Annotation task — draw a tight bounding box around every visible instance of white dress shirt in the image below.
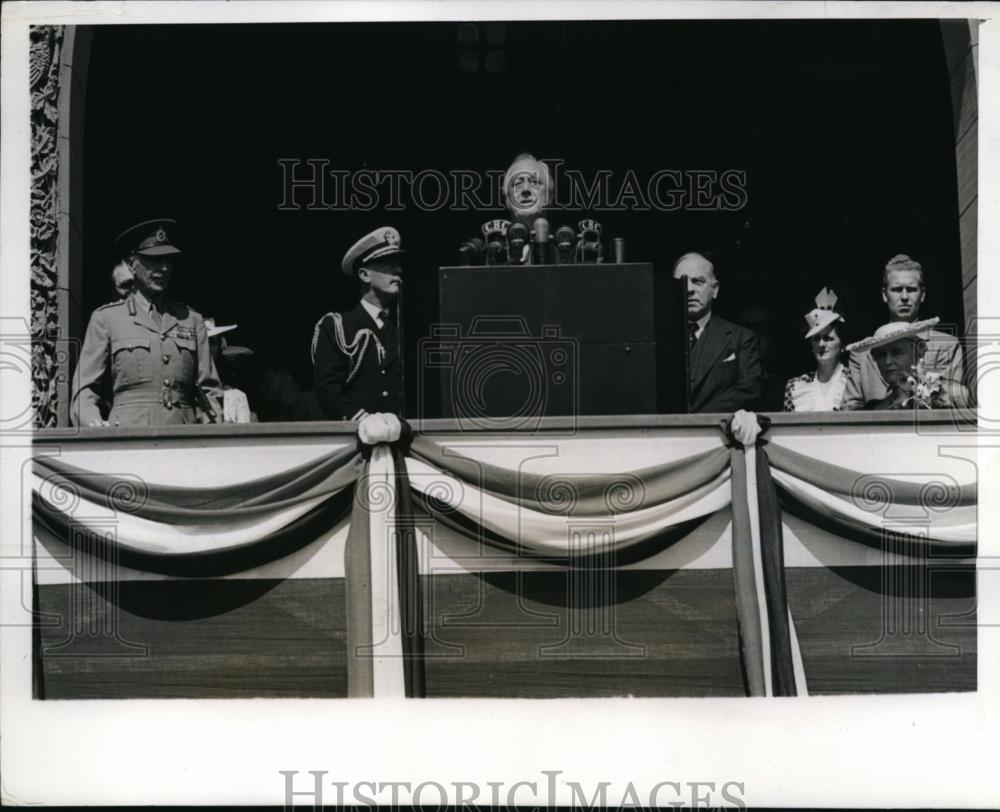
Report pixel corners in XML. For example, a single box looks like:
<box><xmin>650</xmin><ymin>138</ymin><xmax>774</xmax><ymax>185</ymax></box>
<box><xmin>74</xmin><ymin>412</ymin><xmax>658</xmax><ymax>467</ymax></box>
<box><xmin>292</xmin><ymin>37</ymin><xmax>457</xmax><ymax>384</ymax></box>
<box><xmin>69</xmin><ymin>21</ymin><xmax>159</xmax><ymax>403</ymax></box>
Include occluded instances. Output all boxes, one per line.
<box><xmin>360</xmin><ymin>298</ymin><xmax>388</xmax><ymax>329</ymax></box>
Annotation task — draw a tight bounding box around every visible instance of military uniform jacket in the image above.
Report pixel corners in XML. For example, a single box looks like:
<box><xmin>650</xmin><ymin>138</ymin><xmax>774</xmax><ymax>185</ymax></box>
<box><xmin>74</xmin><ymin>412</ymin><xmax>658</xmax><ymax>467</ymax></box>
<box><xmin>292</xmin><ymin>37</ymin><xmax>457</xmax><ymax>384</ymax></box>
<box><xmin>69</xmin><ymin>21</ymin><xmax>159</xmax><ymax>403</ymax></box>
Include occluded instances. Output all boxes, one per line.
<box><xmin>70</xmin><ymin>292</ymin><xmax>223</xmax><ymax>427</ymax></box>
<box><xmin>312</xmin><ymin>302</ymin><xmax>402</xmax><ymax>420</ymax></box>
<box><xmin>688</xmin><ymin>315</ymin><xmax>763</xmax><ymax>414</ymax></box>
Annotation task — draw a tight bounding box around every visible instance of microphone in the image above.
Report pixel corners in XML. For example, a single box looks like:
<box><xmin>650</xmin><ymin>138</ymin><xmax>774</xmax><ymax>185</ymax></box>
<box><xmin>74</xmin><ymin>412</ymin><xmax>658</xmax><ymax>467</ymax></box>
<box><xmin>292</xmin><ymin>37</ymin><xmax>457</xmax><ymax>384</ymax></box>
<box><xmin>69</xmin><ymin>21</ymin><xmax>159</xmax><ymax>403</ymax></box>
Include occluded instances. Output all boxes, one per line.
<box><xmin>575</xmin><ymin>218</ymin><xmax>604</xmax><ymax>263</ymax></box>
<box><xmin>531</xmin><ymin>217</ymin><xmax>550</xmax><ymax>266</ymax></box>
<box><xmin>508</xmin><ymin>222</ymin><xmax>529</xmax><ymax>265</ymax></box>
<box><xmin>481</xmin><ymin>219</ymin><xmax>511</xmax><ymax>266</ymax></box>
<box><xmin>555</xmin><ymin>226</ymin><xmax>576</xmax><ymax>264</ymax></box>
<box><xmin>458</xmin><ymin>237</ymin><xmax>485</xmax><ymax>265</ymax></box>
<box><xmin>486</xmin><ymin>235</ymin><xmax>505</xmax><ymax>265</ymax></box>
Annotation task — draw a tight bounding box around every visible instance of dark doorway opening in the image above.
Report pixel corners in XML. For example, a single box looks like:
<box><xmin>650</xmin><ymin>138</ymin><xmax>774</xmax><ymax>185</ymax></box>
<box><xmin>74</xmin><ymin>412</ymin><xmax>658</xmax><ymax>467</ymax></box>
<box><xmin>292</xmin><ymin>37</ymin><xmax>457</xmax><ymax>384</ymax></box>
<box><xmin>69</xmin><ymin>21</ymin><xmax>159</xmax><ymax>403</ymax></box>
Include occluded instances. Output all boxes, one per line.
<box><xmin>81</xmin><ymin>20</ymin><xmax>963</xmax><ymax>417</ymax></box>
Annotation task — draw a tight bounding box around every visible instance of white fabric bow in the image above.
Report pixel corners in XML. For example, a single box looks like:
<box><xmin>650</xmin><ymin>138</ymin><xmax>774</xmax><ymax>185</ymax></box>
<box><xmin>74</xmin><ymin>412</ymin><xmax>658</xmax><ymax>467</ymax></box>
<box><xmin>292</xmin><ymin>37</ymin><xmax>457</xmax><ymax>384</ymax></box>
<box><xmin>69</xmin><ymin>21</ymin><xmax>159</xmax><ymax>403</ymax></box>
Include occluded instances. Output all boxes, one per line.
<box><xmin>357</xmin><ymin>412</ymin><xmax>402</xmax><ymax>446</ymax></box>
<box><xmin>730</xmin><ymin>409</ymin><xmax>761</xmax><ymax>446</ymax></box>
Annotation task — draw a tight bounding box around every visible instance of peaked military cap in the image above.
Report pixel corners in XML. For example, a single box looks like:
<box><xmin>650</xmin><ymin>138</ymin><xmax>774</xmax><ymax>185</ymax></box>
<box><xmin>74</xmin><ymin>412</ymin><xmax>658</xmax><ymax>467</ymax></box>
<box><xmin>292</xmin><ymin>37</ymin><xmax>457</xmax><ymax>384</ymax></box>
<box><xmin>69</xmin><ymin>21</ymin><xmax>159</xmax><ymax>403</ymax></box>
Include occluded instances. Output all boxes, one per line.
<box><xmin>342</xmin><ymin>226</ymin><xmax>405</xmax><ymax>276</ymax></box>
<box><xmin>115</xmin><ymin>218</ymin><xmax>181</xmax><ymax>257</ymax></box>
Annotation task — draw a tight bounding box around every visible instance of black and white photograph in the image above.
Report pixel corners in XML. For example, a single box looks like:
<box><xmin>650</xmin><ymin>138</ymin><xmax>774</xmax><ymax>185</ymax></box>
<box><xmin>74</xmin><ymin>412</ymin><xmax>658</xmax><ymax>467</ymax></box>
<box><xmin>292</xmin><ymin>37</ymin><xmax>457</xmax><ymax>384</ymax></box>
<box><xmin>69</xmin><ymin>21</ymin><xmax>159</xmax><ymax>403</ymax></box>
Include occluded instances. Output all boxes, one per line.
<box><xmin>1</xmin><ymin>1</ymin><xmax>997</xmax><ymax>807</ymax></box>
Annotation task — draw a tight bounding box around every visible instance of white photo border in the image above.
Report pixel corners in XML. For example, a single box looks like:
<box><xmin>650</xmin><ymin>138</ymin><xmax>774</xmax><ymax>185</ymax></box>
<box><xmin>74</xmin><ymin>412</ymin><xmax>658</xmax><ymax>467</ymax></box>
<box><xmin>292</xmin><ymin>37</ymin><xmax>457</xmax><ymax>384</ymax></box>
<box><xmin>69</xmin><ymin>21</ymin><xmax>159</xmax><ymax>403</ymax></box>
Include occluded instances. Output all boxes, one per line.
<box><xmin>1</xmin><ymin>1</ymin><xmax>998</xmax><ymax>807</ymax></box>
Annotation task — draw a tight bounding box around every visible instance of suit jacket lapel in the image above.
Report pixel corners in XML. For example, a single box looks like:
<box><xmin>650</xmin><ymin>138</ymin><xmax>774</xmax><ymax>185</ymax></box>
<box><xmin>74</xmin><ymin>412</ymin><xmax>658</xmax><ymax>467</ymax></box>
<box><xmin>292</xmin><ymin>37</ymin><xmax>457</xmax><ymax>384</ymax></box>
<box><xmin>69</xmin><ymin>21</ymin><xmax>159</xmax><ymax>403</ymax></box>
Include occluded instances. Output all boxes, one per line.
<box><xmin>691</xmin><ymin>316</ymin><xmax>729</xmax><ymax>394</ymax></box>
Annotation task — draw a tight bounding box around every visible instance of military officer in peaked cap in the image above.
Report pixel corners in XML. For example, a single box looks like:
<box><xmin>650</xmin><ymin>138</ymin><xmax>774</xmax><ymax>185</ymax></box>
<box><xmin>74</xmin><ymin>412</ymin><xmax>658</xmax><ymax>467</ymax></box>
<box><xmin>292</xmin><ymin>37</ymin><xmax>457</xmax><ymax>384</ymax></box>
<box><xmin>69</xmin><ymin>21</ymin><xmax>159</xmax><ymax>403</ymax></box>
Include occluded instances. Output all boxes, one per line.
<box><xmin>70</xmin><ymin>218</ymin><xmax>223</xmax><ymax>427</ymax></box>
<box><xmin>312</xmin><ymin>226</ymin><xmax>405</xmax><ymax>421</ymax></box>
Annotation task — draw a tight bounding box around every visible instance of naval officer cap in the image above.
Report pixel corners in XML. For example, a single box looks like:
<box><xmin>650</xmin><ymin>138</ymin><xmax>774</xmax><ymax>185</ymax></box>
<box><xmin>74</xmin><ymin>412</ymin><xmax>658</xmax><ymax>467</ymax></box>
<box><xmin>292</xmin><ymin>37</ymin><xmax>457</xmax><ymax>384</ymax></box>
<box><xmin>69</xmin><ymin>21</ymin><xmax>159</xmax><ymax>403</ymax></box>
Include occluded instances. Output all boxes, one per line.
<box><xmin>342</xmin><ymin>226</ymin><xmax>406</xmax><ymax>276</ymax></box>
<box><xmin>115</xmin><ymin>218</ymin><xmax>182</xmax><ymax>258</ymax></box>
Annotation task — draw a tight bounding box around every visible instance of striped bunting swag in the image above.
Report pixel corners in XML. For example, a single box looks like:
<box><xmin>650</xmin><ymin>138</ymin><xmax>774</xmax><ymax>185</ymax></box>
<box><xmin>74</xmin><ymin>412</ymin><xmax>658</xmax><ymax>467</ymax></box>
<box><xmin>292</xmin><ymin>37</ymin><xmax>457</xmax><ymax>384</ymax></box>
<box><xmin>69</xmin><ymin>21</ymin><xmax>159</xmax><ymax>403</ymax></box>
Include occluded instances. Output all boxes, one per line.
<box><xmin>32</xmin><ymin>412</ymin><xmax>974</xmax><ymax>698</ymax></box>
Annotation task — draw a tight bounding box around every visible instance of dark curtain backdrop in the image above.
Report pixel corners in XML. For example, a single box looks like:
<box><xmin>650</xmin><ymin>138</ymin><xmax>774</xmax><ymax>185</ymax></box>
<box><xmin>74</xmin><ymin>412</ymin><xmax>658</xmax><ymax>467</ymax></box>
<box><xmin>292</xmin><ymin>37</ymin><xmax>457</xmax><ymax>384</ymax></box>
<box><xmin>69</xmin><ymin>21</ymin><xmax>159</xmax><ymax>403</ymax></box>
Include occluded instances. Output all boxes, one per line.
<box><xmin>82</xmin><ymin>20</ymin><xmax>963</xmax><ymax>416</ymax></box>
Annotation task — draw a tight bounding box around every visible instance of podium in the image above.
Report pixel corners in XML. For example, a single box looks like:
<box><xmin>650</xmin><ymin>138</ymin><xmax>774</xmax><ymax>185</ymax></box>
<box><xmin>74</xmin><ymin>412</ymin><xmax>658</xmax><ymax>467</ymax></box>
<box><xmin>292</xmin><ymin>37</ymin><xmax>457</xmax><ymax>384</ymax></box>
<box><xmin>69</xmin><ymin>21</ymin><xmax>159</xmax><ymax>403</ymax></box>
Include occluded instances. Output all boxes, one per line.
<box><xmin>429</xmin><ymin>263</ymin><xmax>683</xmax><ymax>422</ymax></box>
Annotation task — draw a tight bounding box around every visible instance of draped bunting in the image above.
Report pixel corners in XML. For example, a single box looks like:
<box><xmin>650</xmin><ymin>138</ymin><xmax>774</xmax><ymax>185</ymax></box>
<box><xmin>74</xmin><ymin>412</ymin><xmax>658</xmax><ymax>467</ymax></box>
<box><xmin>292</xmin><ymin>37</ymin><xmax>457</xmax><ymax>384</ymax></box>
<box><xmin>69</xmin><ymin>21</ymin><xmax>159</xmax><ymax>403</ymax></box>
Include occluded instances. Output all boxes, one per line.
<box><xmin>33</xmin><ymin>444</ymin><xmax>363</xmax><ymax>518</ymax></box>
<box><xmin>755</xmin><ymin>448</ymin><xmax>799</xmax><ymax>697</ymax></box>
<box><xmin>33</xmin><ymin>486</ymin><xmax>356</xmax><ymax>579</ymax></box>
<box><xmin>32</xmin><ymin>412</ymin><xmax>976</xmax><ymax>699</ymax></box>
<box><xmin>409</xmin><ymin>437</ymin><xmax>732</xmax><ymax>516</ymax></box>
<box><xmin>318</xmin><ymin>441</ymin><xmax>427</xmax><ymax>697</ymax></box>
<box><xmin>767</xmin><ymin>441</ymin><xmax>976</xmax><ymax>559</ymax></box>
<box><xmin>405</xmin><ymin>456</ymin><xmax>731</xmax><ymax>555</ymax></box>
<box><xmin>32</xmin><ymin>444</ymin><xmax>362</xmax><ymax>576</ymax></box>
<box><xmin>359</xmin><ymin>445</ymin><xmax>406</xmax><ymax>697</ymax></box>
<box><xmin>729</xmin><ymin>445</ymin><xmax>768</xmax><ymax>695</ymax></box>
<box><xmin>765</xmin><ymin>442</ymin><xmax>977</xmax><ymax>506</ymax></box>
<box><xmin>410</xmin><ymin>489</ymin><xmax>710</xmax><ymax>567</ymax></box>
<box><xmin>392</xmin><ymin>444</ymin><xmax>426</xmax><ymax>697</ymax></box>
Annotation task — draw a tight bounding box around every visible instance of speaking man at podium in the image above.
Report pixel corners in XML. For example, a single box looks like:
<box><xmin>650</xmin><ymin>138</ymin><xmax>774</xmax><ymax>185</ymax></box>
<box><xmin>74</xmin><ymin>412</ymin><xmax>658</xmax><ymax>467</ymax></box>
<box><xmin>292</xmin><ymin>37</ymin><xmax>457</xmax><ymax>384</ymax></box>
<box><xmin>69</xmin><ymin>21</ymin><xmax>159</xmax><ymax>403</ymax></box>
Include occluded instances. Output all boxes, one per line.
<box><xmin>673</xmin><ymin>252</ymin><xmax>762</xmax><ymax>414</ymax></box>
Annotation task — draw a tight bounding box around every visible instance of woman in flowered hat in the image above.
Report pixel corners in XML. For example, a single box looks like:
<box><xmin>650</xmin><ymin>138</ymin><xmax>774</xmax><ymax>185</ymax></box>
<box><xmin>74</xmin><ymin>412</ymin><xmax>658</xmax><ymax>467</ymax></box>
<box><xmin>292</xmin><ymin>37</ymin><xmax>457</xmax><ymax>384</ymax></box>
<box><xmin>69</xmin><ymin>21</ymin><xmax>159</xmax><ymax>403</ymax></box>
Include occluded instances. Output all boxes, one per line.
<box><xmin>845</xmin><ymin>318</ymin><xmax>969</xmax><ymax>410</ymax></box>
<box><xmin>783</xmin><ymin>287</ymin><xmax>850</xmax><ymax>412</ymax></box>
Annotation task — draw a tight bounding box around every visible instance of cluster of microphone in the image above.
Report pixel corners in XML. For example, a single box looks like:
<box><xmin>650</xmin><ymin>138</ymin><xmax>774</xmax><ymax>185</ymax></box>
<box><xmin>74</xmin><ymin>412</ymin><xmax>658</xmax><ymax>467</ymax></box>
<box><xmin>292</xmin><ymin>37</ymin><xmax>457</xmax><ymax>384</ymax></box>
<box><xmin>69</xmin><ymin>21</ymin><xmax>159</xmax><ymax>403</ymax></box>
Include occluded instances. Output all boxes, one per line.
<box><xmin>459</xmin><ymin>218</ymin><xmax>619</xmax><ymax>266</ymax></box>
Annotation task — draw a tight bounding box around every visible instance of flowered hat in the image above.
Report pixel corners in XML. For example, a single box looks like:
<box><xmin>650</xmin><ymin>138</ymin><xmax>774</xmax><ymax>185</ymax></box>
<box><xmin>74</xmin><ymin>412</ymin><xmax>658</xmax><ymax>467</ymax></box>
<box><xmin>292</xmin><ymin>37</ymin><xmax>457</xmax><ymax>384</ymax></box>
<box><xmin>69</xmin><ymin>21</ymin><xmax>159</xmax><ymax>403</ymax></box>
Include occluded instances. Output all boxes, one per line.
<box><xmin>845</xmin><ymin>317</ymin><xmax>939</xmax><ymax>354</ymax></box>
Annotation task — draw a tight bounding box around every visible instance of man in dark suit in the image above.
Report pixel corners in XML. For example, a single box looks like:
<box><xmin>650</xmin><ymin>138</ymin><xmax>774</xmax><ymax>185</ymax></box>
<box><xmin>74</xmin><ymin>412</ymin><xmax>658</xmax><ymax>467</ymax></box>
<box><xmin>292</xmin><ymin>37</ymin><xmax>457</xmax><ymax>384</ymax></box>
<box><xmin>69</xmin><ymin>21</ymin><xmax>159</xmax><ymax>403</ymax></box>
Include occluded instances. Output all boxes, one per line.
<box><xmin>312</xmin><ymin>226</ymin><xmax>405</xmax><ymax>421</ymax></box>
<box><xmin>673</xmin><ymin>252</ymin><xmax>762</xmax><ymax>414</ymax></box>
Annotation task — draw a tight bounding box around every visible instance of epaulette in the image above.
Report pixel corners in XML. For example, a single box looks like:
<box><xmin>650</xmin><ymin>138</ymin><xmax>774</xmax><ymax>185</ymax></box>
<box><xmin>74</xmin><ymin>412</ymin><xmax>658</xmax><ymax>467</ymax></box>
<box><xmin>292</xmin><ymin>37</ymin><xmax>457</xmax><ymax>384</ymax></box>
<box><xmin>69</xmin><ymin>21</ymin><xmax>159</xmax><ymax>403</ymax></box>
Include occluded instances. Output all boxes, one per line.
<box><xmin>95</xmin><ymin>299</ymin><xmax>127</xmax><ymax>311</ymax></box>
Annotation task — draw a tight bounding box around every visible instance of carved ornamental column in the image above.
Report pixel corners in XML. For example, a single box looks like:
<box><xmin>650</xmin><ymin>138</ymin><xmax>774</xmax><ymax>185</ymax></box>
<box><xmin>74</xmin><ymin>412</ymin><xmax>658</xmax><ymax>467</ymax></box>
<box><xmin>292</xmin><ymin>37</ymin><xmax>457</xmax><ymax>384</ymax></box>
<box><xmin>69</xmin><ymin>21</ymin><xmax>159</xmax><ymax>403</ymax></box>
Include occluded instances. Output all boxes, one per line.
<box><xmin>30</xmin><ymin>25</ymin><xmax>65</xmax><ymax>429</ymax></box>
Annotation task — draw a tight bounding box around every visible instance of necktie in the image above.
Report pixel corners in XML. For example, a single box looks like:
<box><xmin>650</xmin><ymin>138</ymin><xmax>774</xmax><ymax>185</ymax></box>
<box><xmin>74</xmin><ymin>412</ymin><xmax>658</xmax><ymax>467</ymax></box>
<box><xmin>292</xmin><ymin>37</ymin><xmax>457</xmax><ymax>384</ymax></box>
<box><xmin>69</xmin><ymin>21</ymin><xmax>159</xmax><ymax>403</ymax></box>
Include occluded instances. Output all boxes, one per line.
<box><xmin>688</xmin><ymin>320</ymin><xmax>698</xmax><ymax>349</ymax></box>
<box><xmin>379</xmin><ymin>310</ymin><xmax>390</xmax><ymax>329</ymax></box>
